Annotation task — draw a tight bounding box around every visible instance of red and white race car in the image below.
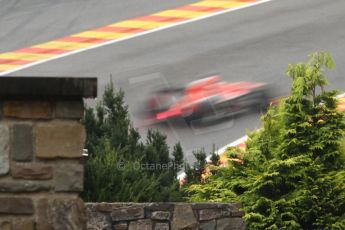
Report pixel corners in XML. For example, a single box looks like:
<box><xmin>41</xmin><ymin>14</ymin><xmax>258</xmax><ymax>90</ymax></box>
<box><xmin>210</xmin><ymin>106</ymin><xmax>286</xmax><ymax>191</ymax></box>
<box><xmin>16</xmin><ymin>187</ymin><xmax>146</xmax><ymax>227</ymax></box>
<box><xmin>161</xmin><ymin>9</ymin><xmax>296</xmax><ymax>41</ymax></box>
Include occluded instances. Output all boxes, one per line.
<box><xmin>147</xmin><ymin>75</ymin><xmax>270</xmax><ymax>123</ymax></box>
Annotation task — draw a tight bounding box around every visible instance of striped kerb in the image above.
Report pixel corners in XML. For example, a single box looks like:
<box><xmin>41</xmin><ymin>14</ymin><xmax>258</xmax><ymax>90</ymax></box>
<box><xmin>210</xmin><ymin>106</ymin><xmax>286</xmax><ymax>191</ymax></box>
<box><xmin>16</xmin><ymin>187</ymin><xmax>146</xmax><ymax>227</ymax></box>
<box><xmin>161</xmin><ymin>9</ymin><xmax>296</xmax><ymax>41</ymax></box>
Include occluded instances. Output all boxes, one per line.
<box><xmin>0</xmin><ymin>0</ymin><xmax>262</xmax><ymax>73</ymax></box>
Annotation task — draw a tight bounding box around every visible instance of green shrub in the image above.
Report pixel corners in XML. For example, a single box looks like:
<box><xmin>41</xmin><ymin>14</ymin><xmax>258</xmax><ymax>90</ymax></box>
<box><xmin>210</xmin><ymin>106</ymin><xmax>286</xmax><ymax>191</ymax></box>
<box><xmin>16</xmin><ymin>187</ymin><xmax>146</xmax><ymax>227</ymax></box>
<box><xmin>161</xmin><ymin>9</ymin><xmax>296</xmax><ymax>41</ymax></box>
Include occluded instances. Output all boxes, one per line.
<box><xmin>184</xmin><ymin>52</ymin><xmax>345</xmax><ymax>229</ymax></box>
<box><xmin>81</xmin><ymin>81</ymin><xmax>184</xmax><ymax>202</ymax></box>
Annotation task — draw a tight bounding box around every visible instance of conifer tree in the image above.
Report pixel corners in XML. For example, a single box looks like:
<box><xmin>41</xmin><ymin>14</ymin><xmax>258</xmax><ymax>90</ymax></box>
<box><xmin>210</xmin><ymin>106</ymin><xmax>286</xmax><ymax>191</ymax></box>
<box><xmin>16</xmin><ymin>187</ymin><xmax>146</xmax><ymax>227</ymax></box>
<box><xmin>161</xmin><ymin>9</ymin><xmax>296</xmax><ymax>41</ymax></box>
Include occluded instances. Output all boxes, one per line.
<box><xmin>81</xmin><ymin>80</ymin><xmax>184</xmax><ymax>202</ymax></box>
<box><xmin>185</xmin><ymin>52</ymin><xmax>345</xmax><ymax>229</ymax></box>
<box><xmin>183</xmin><ymin>149</ymin><xmax>207</xmax><ymax>184</ymax></box>
<box><xmin>210</xmin><ymin>152</ymin><xmax>220</xmax><ymax>166</ymax></box>
<box><xmin>172</xmin><ymin>142</ymin><xmax>184</xmax><ymax>174</ymax></box>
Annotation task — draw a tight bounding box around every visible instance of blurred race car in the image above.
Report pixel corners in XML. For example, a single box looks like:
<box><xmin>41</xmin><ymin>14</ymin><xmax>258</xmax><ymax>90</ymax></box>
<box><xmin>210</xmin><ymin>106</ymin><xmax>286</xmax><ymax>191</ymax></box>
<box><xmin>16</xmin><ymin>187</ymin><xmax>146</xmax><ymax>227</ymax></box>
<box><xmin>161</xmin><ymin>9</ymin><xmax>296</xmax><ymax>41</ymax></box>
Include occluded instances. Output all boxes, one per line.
<box><xmin>147</xmin><ymin>75</ymin><xmax>270</xmax><ymax>124</ymax></box>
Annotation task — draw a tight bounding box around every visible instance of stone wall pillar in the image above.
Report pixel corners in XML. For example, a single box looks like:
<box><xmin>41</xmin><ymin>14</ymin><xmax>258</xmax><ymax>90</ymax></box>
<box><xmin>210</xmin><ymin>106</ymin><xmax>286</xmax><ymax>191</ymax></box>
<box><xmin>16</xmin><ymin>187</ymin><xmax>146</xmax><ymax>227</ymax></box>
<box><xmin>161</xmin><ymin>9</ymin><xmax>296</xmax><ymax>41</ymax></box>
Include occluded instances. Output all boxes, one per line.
<box><xmin>0</xmin><ymin>77</ymin><xmax>97</xmax><ymax>230</ymax></box>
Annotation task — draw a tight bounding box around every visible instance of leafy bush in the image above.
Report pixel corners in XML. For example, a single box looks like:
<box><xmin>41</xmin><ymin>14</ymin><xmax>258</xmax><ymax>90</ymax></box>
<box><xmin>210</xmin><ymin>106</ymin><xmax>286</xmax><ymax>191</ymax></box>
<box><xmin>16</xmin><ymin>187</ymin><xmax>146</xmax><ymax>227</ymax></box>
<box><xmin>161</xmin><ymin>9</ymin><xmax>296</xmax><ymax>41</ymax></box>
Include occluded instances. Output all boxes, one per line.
<box><xmin>184</xmin><ymin>52</ymin><xmax>345</xmax><ymax>229</ymax></box>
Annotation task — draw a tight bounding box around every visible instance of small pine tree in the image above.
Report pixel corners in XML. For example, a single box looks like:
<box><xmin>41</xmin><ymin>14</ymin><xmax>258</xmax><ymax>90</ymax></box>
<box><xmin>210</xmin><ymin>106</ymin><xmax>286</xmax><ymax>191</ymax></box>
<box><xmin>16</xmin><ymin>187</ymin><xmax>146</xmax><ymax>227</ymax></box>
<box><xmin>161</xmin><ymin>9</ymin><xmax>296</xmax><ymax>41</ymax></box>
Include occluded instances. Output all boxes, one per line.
<box><xmin>172</xmin><ymin>142</ymin><xmax>184</xmax><ymax>174</ymax></box>
<box><xmin>210</xmin><ymin>152</ymin><xmax>220</xmax><ymax>166</ymax></box>
<box><xmin>81</xmin><ymin>80</ymin><xmax>184</xmax><ymax>202</ymax></box>
<box><xmin>183</xmin><ymin>149</ymin><xmax>207</xmax><ymax>184</ymax></box>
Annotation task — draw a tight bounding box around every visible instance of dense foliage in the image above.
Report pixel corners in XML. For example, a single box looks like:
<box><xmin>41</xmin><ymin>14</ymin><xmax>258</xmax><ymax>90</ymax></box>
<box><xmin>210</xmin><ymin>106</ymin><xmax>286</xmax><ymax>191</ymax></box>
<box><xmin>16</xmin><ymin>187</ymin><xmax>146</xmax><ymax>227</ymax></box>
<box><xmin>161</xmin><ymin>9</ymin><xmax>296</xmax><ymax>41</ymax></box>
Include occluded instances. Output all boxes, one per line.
<box><xmin>81</xmin><ymin>81</ymin><xmax>184</xmax><ymax>202</ymax></box>
<box><xmin>184</xmin><ymin>52</ymin><xmax>345</xmax><ymax>229</ymax></box>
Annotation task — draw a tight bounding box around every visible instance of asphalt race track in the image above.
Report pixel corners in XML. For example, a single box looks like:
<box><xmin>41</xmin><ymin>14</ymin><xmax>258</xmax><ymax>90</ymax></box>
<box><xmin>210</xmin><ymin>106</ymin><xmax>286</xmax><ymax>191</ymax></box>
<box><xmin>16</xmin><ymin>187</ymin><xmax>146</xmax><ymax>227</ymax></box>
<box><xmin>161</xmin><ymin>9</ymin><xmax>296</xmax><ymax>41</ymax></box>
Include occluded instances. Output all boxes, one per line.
<box><xmin>2</xmin><ymin>0</ymin><xmax>345</xmax><ymax>162</ymax></box>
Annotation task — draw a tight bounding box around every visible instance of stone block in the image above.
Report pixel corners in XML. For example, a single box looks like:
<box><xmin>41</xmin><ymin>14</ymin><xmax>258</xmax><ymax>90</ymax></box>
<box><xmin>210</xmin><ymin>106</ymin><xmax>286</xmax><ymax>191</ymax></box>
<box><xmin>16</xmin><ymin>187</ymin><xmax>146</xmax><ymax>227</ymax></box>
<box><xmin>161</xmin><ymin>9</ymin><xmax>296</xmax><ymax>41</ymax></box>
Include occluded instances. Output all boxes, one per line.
<box><xmin>222</xmin><ymin>204</ymin><xmax>243</xmax><ymax>217</ymax></box>
<box><xmin>200</xmin><ymin>220</ymin><xmax>216</xmax><ymax>230</ymax></box>
<box><xmin>0</xmin><ymin>197</ymin><xmax>33</xmax><ymax>214</ymax></box>
<box><xmin>111</xmin><ymin>206</ymin><xmax>145</xmax><ymax>221</ymax></box>
<box><xmin>36</xmin><ymin>198</ymin><xmax>86</xmax><ymax>230</ymax></box>
<box><xmin>0</xmin><ymin>124</ymin><xmax>10</xmax><ymax>175</ymax></box>
<box><xmin>11</xmin><ymin>123</ymin><xmax>33</xmax><ymax>161</ymax></box>
<box><xmin>11</xmin><ymin>163</ymin><xmax>52</xmax><ymax>180</ymax></box>
<box><xmin>154</xmin><ymin>222</ymin><xmax>170</xmax><ymax>230</ymax></box>
<box><xmin>113</xmin><ymin>222</ymin><xmax>128</xmax><ymax>230</ymax></box>
<box><xmin>217</xmin><ymin>218</ymin><xmax>245</xmax><ymax>230</ymax></box>
<box><xmin>191</xmin><ymin>203</ymin><xmax>220</xmax><ymax>210</ymax></box>
<box><xmin>55</xmin><ymin>100</ymin><xmax>84</xmax><ymax>119</ymax></box>
<box><xmin>86</xmin><ymin>204</ymin><xmax>112</xmax><ymax>230</ymax></box>
<box><xmin>199</xmin><ymin>209</ymin><xmax>221</xmax><ymax>221</ymax></box>
<box><xmin>96</xmin><ymin>203</ymin><xmax>129</xmax><ymax>213</ymax></box>
<box><xmin>128</xmin><ymin>219</ymin><xmax>152</xmax><ymax>230</ymax></box>
<box><xmin>0</xmin><ymin>180</ymin><xmax>50</xmax><ymax>192</ymax></box>
<box><xmin>0</xmin><ymin>221</ymin><xmax>11</xmax><ymax>230</ymax></box>
<box><xmin>171</xmin><ymin>204</ymin><xmax>198</xmax><ymax>230</ymax></box>
<box><xmin>0</xmin><ymin>77</ymin><xmax>97</xmax><ymax>99</ymax></box>
<box><xmin>54</xmin><ymin>162</ymin><xmax>83</xmax><ymax>192</ymax></box>
<box><xmin>151</xmin><ymin>211</ymin><xmax>171</xmax><ymax>220</ymax></box>
<box><xmin>221</xmin><ymin>209</ymin><xmax>231</xmax><ymax>217</ymax></box>
<box><xmin>231</xmin><ymin>210</ymin><xmax>245</xmax><ymax>217</ymax></box>
<box><xmin>34</xmin><ymin>121</ymin><xmax>86</xmax><ymax>158</ymax></box>
<box><xmin>146</xmin><ymin>203</ymin><xmax>174</xmax><ymax>211</ymax></box>
<box><xmin>13</xmin><ymin>218</ymin><xmax>34</xmax><ymax>230</ymax></box>
<box><xmin>3</xmin><ymin>101</ymin><xmax>52</xmax><ymax>119</ymax></box>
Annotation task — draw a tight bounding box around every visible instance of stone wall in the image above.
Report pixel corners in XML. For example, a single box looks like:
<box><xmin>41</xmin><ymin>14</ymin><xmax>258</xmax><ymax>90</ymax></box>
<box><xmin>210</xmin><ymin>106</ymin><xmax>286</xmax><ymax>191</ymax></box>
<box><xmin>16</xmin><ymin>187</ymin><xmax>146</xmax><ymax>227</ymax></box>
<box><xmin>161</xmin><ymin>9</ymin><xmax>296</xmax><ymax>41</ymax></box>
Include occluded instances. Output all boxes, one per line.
<box><xmin>0</xmin><ymin>77</ymin><xmax>97</xmax><ymax>230</ymax></box>
<box><xmin>86</xmin><ymin>203</ymin><xmax>246</xmax><ymax>230</ymax></box>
